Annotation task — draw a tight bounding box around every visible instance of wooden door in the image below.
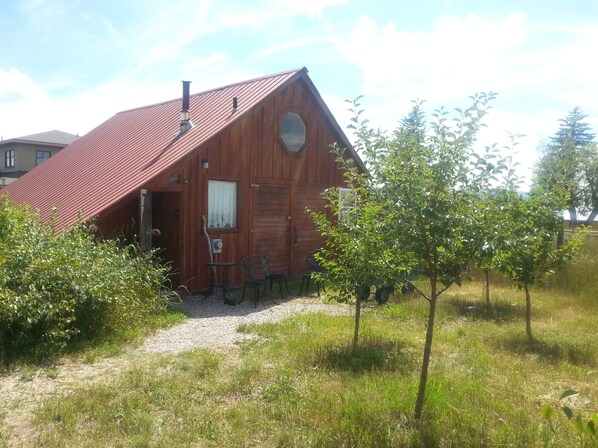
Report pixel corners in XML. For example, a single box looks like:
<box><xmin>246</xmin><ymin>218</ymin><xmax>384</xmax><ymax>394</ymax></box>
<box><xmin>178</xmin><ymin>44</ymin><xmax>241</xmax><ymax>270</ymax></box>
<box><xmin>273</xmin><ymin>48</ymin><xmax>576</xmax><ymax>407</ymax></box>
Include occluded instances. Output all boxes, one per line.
<box><xmin>152</xmin><ymin>192</ymin><xmax>182</xmax><ymax>287</ymax></box>
<box><xmin>251</xmin><ymin>183</ymin><xmax>326</xmax><ymax>278</ymax></box>
<box><xmin>251</xmin><ymin>183</ymin><xmax>292</xmax><ymax>275</ymax></box>
<box><xmin>290</xmin><ymin>185</ymin><xmax>326</xmax><ymax>276</ymax></box>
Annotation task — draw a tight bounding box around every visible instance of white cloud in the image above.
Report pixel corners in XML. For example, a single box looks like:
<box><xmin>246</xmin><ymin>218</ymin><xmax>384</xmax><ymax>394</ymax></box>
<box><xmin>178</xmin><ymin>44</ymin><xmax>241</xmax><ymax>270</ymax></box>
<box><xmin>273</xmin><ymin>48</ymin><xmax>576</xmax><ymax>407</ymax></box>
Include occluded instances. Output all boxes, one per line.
<box><xmin>0</xmin><ymin>68</ymin><xmax>46</xmax><ymax>103</ymax></box>
<box><xmin>253</xmin><ymin>36</ymin><xmax>324</xmax><ymax>58</ymax></box>
<box><xmin>336</xmin><ymin>13</ymin><xmax>530</xmax><ymax>101</ymax></box>
<box><xmin>0</xmin><ymin>73</ymin><xmax>175</xmax><ymax>139</ymax></box>
<box><xmin>272</xmin><ymin>0</ymin><xmax>347</xmax><ymax>19</ymax></box>
<box><xmin>332</xmin><ymin>12</ymin><xmax>598</xmax><ymax>188</ymax></box>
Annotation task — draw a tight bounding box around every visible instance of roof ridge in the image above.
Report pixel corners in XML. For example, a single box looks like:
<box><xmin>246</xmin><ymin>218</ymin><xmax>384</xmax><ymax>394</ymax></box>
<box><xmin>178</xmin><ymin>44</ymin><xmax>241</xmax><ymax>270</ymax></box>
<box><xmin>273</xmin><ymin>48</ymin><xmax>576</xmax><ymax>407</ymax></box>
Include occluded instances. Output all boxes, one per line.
<box><xmin>117</xmin><ymin>67</ymin><xmax>306</xmax><ymax>115</ymax></box>
<box><xmin>8</xmin><ymin>129</ymin><xmax>78</xmax><ymax>140</ymax></box>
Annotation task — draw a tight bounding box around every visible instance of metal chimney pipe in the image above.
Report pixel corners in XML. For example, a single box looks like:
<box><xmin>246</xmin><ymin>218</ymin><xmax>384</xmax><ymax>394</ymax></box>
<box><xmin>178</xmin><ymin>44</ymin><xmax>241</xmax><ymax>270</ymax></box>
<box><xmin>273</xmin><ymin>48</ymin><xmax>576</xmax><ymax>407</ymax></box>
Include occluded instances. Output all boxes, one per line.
<box><xmin>182</xmin><ymin>81</ymin><xmax>191</xmax><ymax>112</ymax></box>
<box><xmin>180</xmin><ymin>81</ymin><xmax>193</xmax><ymax>135</ymax></box>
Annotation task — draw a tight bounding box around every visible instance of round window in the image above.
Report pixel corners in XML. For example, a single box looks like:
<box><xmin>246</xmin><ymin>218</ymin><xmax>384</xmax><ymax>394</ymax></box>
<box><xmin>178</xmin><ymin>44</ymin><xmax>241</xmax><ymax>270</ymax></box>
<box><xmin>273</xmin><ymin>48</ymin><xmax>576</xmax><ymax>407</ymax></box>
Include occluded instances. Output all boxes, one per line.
<box><xmin>281</xmin><ymin>112</ymin><xmax>306</xmax><ymax>152</ymax></box>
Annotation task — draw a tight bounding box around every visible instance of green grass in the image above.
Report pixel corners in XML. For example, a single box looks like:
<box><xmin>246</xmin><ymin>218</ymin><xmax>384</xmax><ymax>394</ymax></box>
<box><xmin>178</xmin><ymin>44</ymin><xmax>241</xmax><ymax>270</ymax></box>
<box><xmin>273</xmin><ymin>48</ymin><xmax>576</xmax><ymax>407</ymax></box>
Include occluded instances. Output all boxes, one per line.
<box><xmin>70</xmin><ymin>306</ymin><xmax>187</xmax><ymax>363</ymax></box>
<box><xmin>18</xmin><ymin>279</ymin><xmax>596</xmax><ymax>447</ymax></box>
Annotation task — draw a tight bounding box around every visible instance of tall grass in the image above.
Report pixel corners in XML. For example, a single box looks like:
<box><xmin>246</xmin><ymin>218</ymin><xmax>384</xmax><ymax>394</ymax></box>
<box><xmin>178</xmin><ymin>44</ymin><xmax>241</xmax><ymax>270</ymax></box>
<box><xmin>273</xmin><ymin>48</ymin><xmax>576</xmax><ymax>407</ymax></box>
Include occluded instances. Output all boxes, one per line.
<box><xmin>547</xmin><ymin>233</ymin><xmax>598</xmax><ymax>306</ymax></box>
<box><xmin>28</xmin><ymin>281</ymin><xmax>598</xmax><ymax>447</ymax></box>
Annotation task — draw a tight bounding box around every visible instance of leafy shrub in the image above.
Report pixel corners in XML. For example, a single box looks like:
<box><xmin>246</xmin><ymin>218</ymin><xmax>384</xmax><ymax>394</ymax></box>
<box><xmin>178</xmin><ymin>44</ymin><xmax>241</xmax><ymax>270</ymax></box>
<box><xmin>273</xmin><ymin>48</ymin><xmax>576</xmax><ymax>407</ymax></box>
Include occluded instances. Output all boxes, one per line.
<box><xmin>0</xmin><ymin>195</ymin><xmax>171</xmax><ymax>362</ymax></box>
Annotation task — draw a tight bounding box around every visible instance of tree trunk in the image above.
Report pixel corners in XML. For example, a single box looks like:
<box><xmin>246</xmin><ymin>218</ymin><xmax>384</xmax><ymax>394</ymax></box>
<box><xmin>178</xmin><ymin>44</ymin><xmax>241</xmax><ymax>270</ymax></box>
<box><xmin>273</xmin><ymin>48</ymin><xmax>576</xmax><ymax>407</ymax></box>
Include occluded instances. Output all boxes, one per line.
<box><xmin>352</xmin><ymin>295</ymin><xmax>362</xmax><ymax>353</ymax></box>
<box><xmin>584</xmin><ymin>208</ymin><xmax>598</xmax><ymax>226</ymax></box>
<box><xmin>484</xmin><ymin>268</ymin><xmax>490</xmax><ymax>307</ymax></box>
<box><xmin>557</xmin><ymin>217</ymin><xmax>565</xmax><ymax>248</ymax></box>
<box><xmin>524</xmin><ymin>283</ymin><xmax>534</xmax><ymax>343</ymax></box>
<box><xmin>414</xmin><ymin>278</ymin><xmax>438</xmax><ymax>420</ymax></box>
<box><xmin>569</xmin><ymin>206</ymin><xmax>578</xmax><ymax>229</ymax></box>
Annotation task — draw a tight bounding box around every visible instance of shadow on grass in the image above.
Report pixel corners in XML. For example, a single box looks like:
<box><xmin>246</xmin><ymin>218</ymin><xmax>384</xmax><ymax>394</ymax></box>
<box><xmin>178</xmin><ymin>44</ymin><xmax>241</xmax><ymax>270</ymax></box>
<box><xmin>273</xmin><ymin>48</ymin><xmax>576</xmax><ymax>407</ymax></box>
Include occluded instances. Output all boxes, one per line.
<box><xmin>314</xmin><ymin>339</ymin><xmax>416</xmax><ymax>374</ymax></box>
<box><xmin>498</xmin><ymin>335</ymin><xmax>597</xmax><ymax>367</ymax></box>
<box><xmin>447</xmin><ymin>298</ymin><xmax>523</xmax><ymax>323</ymax></box>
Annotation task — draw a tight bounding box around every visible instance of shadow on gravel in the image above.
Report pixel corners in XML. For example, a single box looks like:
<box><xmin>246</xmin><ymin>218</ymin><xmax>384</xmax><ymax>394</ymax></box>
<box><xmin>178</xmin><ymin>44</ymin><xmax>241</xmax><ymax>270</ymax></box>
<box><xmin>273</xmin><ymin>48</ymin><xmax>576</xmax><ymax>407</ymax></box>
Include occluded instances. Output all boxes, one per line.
<box><xmin>170</xmin><ymin>289</ymin><xmax>330</xmax><ymax>320</ymax></box>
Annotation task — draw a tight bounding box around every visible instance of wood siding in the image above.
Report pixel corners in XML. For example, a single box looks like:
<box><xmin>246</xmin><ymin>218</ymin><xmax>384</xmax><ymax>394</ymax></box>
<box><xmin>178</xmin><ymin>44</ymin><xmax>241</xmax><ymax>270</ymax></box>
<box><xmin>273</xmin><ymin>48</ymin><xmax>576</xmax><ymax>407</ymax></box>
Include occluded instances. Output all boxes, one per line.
<box><xmin>98</xmin><ymin>77</ymin><xmax>353</xmax><ymax>292</ymax></box>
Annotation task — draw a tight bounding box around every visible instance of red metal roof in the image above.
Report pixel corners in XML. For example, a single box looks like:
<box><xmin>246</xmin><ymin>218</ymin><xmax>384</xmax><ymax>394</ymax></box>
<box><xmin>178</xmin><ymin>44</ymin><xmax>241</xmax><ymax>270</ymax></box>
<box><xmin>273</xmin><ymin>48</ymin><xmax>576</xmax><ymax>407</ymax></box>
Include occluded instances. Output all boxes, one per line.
<box><xmin>4</xmin><ymin>68</ymin><xmax>359</xmax><ymax>230</ymax></box>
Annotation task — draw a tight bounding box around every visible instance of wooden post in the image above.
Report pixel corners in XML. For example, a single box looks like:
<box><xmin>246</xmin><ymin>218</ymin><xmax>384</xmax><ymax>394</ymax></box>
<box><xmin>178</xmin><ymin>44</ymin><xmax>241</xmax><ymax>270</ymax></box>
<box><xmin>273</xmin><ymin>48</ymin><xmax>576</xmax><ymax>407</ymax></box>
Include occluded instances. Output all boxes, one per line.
<box><xmin>139</xmin><ymin>189</ymin><xmax>152</xmax><ymax>252</ymax></box>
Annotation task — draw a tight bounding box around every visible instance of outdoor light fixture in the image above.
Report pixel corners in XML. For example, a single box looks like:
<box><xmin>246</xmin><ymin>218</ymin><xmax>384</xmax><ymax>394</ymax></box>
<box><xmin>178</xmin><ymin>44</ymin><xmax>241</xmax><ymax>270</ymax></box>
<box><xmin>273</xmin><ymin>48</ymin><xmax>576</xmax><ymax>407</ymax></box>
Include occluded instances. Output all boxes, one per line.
<box><xmin>202</xmin><ymin>158</ymin><xmax>209</xmax><ymax>169</ymax></box>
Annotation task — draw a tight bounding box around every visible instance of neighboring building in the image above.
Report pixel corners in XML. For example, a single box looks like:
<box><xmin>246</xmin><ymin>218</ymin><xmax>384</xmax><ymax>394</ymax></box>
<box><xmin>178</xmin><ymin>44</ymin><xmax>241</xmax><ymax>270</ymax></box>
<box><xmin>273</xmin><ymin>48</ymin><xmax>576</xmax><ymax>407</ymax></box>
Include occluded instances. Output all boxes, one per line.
<box><xmin>4</xmin><ymin>68</ymin><xmax>365</xmax><ymax>291</ymax></box>
<box><xmin>0</xmin><ymin>130</ymin><xmax>78</xmax><ymax>186</ymax></box>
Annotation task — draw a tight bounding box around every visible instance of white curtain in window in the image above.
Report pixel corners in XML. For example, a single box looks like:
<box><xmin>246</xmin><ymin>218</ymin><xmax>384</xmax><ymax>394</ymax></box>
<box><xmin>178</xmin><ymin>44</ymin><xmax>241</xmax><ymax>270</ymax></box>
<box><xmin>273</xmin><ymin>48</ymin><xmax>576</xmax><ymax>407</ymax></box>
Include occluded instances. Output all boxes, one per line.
<box><xmin>208</xmin><ymin>180</ymin><xmax>237</xmax><ymax>228</ymax></box>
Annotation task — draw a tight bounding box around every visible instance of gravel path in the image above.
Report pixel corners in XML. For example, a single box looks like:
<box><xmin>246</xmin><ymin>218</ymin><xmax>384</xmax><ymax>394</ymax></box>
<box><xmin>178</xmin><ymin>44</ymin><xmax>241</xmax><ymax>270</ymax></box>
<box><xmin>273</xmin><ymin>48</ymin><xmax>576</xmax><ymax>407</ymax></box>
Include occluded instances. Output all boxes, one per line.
<box><xmin>140</xmin><ymin>294</ymin><xmax>350</xmax><ymax>353</ymax></box>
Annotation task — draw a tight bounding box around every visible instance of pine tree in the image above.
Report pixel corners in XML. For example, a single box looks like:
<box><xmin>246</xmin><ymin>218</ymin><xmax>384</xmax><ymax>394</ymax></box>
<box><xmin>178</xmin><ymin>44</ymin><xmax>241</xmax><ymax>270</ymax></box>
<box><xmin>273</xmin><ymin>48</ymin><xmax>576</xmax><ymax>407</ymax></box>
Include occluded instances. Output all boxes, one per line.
<box><xmin>534</xmin><ymin>107</ymin><xmax>598</xmax><ymax>229</ymax></box>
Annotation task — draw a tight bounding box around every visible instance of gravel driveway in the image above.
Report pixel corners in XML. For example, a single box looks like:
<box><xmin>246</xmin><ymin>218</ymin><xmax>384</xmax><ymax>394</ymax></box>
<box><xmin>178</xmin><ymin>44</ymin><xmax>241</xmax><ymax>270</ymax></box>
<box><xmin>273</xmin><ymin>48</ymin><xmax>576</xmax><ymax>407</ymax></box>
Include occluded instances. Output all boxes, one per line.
<box><xmin>140</xmin><ymin>294</ymin><xmax>350</xmax><ymax>353</ymax></box>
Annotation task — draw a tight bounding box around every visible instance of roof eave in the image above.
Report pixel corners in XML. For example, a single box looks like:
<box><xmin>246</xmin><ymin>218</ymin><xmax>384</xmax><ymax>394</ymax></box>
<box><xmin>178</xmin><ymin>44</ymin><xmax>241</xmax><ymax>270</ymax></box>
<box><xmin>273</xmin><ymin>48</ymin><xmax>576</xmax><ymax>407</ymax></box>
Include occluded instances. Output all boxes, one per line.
<box><xmin>295</xmin><ymin>70</ymin><xmax>367</xmax><ymax>174</ymax></box>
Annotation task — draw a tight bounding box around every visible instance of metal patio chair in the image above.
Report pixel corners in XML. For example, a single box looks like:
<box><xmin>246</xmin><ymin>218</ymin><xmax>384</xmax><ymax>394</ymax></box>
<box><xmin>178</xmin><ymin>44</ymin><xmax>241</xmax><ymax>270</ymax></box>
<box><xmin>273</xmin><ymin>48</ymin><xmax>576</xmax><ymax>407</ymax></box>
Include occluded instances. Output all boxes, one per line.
<box><xmin>258</xmin><ymin>250</ymin><xmax>289</xmax><ymax>300</ymax></box>
<box><xmin>299</xmin><ymin>250</ymin><xmax>326</xmax><ymax>297</ymax></box>
<box><xmin>239</xmin><ymin>256</ymin><xmax>268</xmax><ymax>307</ymax></box>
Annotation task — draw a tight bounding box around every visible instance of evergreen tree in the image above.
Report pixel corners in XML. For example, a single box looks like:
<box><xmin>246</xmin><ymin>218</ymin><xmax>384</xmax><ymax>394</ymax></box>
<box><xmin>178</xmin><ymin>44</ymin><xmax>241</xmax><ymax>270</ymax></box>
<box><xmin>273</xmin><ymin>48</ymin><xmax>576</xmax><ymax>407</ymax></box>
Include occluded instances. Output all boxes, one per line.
<box><xmin>535</xmin><ymin>108</ymin><xmax>598</xmax><ymax>229</ymax></box>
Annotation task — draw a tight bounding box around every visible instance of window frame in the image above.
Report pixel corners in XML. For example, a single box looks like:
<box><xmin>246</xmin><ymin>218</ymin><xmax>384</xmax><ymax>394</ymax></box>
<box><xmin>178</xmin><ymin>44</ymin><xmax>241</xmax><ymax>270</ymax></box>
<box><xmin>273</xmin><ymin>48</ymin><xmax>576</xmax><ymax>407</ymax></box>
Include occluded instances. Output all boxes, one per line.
<box><xmin>280</xmin><ymin>111</ymin><xmax>308</xmax><ymax>153</ymax></box>
<box><xmin>36</xmin><ymin>150</ymin><xmax>52</xmax><ymax>166</ymax></box>
<box><xmin>207</xmin><ymin>179</ymin><xmax>239</xmax><ymax>231</ymax></box>
<box><xmin>338</xmin><ymin>187</ymin><xmax>357</xmax><ymax>223</ymax></box>
<box><xmin>4</xmin><ymin>150</ymin><xmax>15</xmax><ymax>168</ymax></box>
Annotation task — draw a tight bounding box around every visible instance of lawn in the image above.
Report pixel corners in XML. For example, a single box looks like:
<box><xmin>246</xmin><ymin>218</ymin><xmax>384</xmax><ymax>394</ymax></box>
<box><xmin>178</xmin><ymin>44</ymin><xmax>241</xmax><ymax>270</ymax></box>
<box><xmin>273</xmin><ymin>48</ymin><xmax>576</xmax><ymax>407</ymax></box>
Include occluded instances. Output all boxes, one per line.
<box><xmin>3</xmin><ymin>274</ymin><xmax>596</xmax><ymax>448</ymax></box>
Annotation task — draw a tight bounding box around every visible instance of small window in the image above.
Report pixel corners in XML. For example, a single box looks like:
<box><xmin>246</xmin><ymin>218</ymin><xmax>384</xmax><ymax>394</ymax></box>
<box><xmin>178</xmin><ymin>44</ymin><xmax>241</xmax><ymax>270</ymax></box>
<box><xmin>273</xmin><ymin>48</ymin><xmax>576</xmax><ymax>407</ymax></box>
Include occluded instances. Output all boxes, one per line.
<box><xmin>339</xmin><ymin>187</ymin><xmax>357</xmax><ymax>223</ymax></box>
<box><xmin>36</xmin><ymin>150</ymin><xmax>51</xmax><ymax>166</ymax></box>
<box><xmin>4</xmin><ymin>150</ymin><xmax>15</xmax><ymax>168</ymax></box>
<box><xmin>208</xmin><ymin>180</ymin><xmax>237</xmax><ymax>229</ymax></box>
<box><xmin>281</xmin><ymin>112</ymin><xmax>306</xmax><ymax>152</ymax></box>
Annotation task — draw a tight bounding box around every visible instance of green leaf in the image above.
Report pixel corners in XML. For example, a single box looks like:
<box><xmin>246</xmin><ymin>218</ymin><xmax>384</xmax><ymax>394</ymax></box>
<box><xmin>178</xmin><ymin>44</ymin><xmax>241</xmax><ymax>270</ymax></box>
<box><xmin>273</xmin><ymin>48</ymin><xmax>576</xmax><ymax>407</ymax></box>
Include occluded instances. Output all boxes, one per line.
<box><xmin>561</xmin><ymin>406</ymin><xmax>573</xmax><ymax>420</ymax></box>
<box><xmin>559</xmin><ymin>389</ymin><xmax>579</xmax><ymax>400</ymax></box>
<box><xmin>587</xmin><ymin>420</ymin><xmax>596</xmax><ymax>436</ymax></box>
<box><xmin>542</xmin><ymin>404</ymin><xmax>554</xmax><ymax>420</ymax></box>
<box><xmin>574</xmin><ymin>414</ymin><xmax>584</xmax><ymax>435</ymax></box>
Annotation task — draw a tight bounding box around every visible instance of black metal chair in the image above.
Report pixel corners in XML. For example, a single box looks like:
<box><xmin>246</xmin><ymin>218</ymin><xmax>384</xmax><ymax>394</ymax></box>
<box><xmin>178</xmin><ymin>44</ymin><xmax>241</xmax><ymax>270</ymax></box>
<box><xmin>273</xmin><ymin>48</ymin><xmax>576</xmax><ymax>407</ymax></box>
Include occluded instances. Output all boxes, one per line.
<box><xmin>258</xmin><ymin>250</ymin><xmax>289</xmax><ymax>299</ymax></box>
<box><xmin>299</xmin><ymin>250</ymin><xmax>326</xmax><ymax>296</ymax></box>
<box><xmin>239</xmin><ymin>256</ymin><xmax>268</xmax><ymax>307</ymax></box>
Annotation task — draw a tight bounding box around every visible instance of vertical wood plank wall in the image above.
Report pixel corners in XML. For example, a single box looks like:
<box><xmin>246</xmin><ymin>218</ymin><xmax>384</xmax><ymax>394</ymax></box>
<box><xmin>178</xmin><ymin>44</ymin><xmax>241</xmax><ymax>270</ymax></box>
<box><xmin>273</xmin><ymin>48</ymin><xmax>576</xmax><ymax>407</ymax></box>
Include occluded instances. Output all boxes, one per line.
<box><xmin>99</xmin><ymin>77</ymin><xmax>354</xmax><ymax>292</ymax></box>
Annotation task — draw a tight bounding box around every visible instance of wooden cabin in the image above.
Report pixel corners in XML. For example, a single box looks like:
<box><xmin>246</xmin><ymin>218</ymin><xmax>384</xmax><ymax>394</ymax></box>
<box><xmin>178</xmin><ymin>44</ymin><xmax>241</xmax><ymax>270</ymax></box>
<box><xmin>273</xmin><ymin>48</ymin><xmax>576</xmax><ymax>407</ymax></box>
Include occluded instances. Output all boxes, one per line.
<box><xmin>4</xmin><ymin>68</ymin><xmax>365</xmax><ymax>291</ymax></box>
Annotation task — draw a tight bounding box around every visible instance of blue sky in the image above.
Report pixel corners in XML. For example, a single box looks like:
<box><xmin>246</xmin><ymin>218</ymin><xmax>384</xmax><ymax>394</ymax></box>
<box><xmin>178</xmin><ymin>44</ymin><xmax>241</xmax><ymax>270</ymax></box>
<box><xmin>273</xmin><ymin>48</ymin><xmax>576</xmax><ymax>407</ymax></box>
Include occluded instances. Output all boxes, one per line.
<box><xmin>2</xmin><ymin>0</ymin><xmax>598</xmax><ymax>185</ymax></box>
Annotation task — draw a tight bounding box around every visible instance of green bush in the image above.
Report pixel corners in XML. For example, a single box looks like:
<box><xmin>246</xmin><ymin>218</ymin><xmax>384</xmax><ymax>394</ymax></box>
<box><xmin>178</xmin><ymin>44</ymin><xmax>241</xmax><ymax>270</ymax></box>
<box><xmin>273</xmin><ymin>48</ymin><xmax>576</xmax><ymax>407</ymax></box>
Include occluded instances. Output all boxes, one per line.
<box><xmin>0</xmin><ymin>195</ymin><xmax>171</xmax><ymax>362</ymax></box>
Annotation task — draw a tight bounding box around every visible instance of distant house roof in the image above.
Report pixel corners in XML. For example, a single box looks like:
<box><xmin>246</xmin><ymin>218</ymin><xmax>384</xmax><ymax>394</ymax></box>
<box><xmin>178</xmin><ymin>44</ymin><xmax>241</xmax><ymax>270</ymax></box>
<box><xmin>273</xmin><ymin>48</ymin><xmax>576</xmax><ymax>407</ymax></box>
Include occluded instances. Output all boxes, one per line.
<box><xmin>1</xmin><ymin>130</ymin><xmax>78</xmax><ymax>147</ymax></box>
<box><xmin>4</xmin><ymin>68</ymin><xmax>360</xmax><ymax>231</ymax></box>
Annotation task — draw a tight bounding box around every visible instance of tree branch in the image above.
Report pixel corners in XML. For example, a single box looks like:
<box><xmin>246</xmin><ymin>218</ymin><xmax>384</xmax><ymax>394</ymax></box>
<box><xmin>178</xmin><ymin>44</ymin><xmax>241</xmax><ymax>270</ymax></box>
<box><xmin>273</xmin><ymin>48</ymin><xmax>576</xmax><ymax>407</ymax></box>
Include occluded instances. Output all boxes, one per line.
<box><xmin>437</xmin><ymin>283</ymin><xmax>452</xmax><ymax>298</ymax></box>
<box><xmin>409</xmin><ymin>281</ymin><xmax>430</xmax><ymax>302</ymax></box>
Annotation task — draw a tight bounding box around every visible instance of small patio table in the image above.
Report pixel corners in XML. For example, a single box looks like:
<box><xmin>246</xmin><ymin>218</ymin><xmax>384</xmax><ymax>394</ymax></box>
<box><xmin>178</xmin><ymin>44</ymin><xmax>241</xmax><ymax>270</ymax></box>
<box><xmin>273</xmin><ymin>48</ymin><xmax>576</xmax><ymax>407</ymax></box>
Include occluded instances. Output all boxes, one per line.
<box><xmin>206</xmin><ymin>261</ymin><xmax>237</xmax><ymax>299</ymax></box>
